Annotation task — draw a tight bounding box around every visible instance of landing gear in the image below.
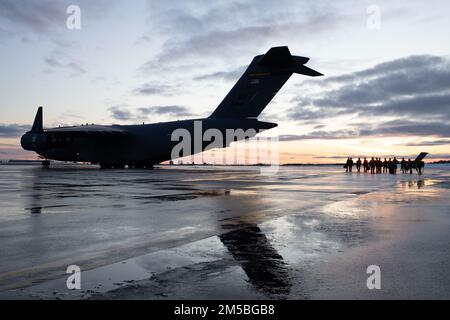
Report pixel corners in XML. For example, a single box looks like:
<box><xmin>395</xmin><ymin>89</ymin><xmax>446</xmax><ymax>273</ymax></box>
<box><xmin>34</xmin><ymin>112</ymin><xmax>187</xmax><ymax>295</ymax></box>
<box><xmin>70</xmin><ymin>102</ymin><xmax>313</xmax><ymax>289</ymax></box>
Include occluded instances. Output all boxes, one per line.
<box><xmin>127</xmin><ymin>163</ymin><xmax>154</xmax><ymax>169</ymax></box>
<box><xmin>99</xmin><ymin>163</ymin><xmax>112</xmax><ymax>169</ymax></box>
<box><xmin>99</xmin><ymin>163</ymin><xmax>126</xmax><ymax>169</ymax></box>
<box><xmin>99</xmin><ymin>162</ymin><xmax>154</xmax><ymax>169</ymax></box>
<box><xmin>41</xmin><ymin>160</ymin><xmax>50</xmax><ymax>167</ymax></box>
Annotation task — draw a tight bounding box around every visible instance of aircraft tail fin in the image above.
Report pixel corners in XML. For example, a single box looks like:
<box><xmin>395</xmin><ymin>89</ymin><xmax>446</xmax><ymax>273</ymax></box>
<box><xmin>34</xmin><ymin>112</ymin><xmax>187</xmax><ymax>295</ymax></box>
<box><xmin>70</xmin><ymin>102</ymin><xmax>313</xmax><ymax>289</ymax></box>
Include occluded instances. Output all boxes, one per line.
<box><xmin>414</xmin><ymin>152</ymin><xmax>429</xmax><ymax>163</ymax></box>
<box><xmin>209</xmin><ymin>46</ymin><xmax>322</xmax><ymax>119</ymax></box>
<box><xmin>31</xmin><ymin>106</ymin><xmax>43</xmax><ymax>132</ymax></box>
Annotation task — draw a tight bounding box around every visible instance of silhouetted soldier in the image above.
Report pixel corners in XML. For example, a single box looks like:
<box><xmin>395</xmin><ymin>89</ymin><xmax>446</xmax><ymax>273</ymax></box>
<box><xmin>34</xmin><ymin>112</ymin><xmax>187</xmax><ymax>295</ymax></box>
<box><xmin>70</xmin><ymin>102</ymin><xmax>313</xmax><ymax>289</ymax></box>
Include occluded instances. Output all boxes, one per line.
<box><xmin>382</xmin><ymin>158</ymin><xmax>388</xmax><ymax>173</ymax></box>
<box><xmin>356</xmin><ymin>157</ymin><xmax>362</xmax><ymax>173</ymax></box>
<box><xmin>393</xmin><ymin>157</ymin><xmax>399</xmax><ymax>174</ymax></box>
<box><xmin>377</xmin><ymin>158</ymin><xmax>383</xmax><ymax>174</ymax></box>
<box><xmin>363</xmin><ymin>157</ymin><xmax>369</xmax><ymax>173</ymax></box>
<box><xmin>369</xmin><ymin>157</ymin><xmax>375</xmax><ymax>174</ymax></box>
<box><xmin>407</xmin><ymin>159</ymin><xmax>413</xmax><ymax>174</ymax></box>
<box><xmin>388</xmin><ymin>158</ymin><xmax>393</xmax><ymax>174</ymax></box>
<box><xmin>401</xmin><ymin>158</ymin><xmax>406</xmax><ymax>174</ymax></box>
<box><xmin>417</xmin><ymin>160</ymin><xmax>425</xmax><ymax>175</ymax></box>
<box><xmin>348</xmin><ymin>157</ymin><xmax>354</xmax><ymax>172</ymax></box>
<box><xmin>344</xmin><ymin>157</ymin><xmax>352</xmax><ymax>172</ymax></box>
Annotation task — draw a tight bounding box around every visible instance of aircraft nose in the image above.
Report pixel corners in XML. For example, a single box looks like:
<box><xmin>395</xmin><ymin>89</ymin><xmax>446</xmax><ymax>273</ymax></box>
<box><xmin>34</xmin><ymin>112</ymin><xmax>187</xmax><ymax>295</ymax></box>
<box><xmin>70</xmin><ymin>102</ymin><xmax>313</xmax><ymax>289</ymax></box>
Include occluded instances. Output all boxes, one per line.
<box><xmin>21</xmin><ymin>133</ymin><xmax>34</xmax><ymax>151</ymax></box>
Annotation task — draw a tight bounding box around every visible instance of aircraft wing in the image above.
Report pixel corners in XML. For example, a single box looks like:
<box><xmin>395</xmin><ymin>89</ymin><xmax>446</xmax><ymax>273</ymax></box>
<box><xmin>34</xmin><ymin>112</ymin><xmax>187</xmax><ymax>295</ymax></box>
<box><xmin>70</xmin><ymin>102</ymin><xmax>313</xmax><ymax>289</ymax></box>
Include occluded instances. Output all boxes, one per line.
<box><xmin>46</xmin><ymin>125</ymin><xmax>129</xmax><ymax>136</ymax></box>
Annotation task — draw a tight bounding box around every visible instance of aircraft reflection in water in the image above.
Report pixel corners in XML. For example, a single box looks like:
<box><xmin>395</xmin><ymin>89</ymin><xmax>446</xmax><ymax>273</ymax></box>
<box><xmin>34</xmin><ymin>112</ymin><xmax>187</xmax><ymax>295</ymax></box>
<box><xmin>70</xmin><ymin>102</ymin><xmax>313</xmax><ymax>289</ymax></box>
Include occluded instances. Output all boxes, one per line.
<box><xmin>22</xmin><ymin>167</ymin><xmax>291</xmax><ymax>297</ymax></box>
<box><xmin>21</xmin><ymin>46</ymin><xmax>322</xmax><ymax>168</ymax></box>
<box><xmin>219</xmin><ymin>224</ymin><xmax>291</xmax><ymax>296</ymax></box>
<box><xmin>26</xmin><ymin>168</ymin><xmax>43</xmax><ymax>215</ymax></box>
<box><xmin>214</xmin><ymin>187</ymin><xmax>292</xmax><ymax>296</ymax></box>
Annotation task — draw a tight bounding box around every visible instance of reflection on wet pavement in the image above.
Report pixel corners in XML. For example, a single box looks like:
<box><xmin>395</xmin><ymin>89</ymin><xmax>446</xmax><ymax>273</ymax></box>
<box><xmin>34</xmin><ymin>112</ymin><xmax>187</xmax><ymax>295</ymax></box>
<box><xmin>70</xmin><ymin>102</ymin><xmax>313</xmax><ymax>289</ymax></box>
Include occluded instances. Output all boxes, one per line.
<box><xmin>0</xmin><ymin>164</ymin><xmax>449</xmax><ymax>299</ymax></box>
<box><xmin>219</xmin><ymin>225</ymin><xmax>291</xmax><ymax>296</ymax></box>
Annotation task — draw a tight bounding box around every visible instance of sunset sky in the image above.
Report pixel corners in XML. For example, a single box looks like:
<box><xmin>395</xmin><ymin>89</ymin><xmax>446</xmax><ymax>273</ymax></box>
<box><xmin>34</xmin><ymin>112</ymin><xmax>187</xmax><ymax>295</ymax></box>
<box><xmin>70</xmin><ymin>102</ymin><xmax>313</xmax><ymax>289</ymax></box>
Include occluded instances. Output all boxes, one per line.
<box><xmin>1</xmin><ymin>0</ymin><xmax>450</xmax><ymax>163</ymax></box>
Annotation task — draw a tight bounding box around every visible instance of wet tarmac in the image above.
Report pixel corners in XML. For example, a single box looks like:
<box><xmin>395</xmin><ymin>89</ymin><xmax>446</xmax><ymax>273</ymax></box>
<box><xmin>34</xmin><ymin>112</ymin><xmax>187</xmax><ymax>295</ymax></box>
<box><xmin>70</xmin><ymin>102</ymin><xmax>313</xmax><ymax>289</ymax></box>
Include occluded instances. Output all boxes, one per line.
<box><xmin>0</xmin><ymin>164</ymin><xmax>449</xmax><ymax>299</ymax></box>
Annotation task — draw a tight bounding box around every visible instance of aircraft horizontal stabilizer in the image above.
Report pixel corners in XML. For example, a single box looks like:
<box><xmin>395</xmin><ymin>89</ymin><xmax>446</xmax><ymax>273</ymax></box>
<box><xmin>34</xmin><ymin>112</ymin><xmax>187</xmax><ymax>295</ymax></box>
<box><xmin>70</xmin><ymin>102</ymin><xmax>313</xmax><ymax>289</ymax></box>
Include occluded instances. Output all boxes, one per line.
<box><xmin>257</xmin><ymin>47</ymin><xmax>321</xmax><ymax>76</ymax></box>
<box><xmin>295</xmin><ymin>65</ymin><xmax>323</xmax><ymax>77</ymax></box>
<box><xmin>258</xmin><ymin>46</ymin><xmax>306</xmax><ymax>65</ymax></box>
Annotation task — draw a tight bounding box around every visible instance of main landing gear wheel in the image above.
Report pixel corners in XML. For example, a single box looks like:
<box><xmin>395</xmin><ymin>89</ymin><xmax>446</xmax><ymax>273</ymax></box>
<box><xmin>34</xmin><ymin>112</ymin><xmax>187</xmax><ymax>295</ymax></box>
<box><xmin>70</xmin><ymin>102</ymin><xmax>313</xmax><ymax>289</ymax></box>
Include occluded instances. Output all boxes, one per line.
<box><xmin>99</xmin><ymin>163</ymin><xmax>126</xmax><ymax>169</ymax></box>
<box><xmin>127</xmin><ymin>163</ymin><xmax>154</xmax><ymax>169</ymax></box>
<box><xmin>41</xmin><ymin>160</ymin><xmax>50</xmax><ymax>167</ymax></box>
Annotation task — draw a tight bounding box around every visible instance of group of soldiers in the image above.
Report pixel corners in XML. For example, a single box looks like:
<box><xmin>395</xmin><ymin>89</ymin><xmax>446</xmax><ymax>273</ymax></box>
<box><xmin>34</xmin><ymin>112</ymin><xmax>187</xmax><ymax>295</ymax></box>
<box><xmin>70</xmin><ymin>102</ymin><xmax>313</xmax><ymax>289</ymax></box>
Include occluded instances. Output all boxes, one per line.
<box><xmin>344</xmin><ymin>157</ymin><xmax>425</xmax><ymax>175</ymax></box>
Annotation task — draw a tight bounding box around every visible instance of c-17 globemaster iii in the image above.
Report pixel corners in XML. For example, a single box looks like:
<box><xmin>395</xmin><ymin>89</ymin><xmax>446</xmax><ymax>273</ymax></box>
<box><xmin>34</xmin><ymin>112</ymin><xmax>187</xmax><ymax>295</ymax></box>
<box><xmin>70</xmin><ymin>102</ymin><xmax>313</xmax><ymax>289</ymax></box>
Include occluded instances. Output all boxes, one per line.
<box><xmin>21</xmin><ymin>46</ymin><xmax>322</xmax><ymax>168</ymax></box>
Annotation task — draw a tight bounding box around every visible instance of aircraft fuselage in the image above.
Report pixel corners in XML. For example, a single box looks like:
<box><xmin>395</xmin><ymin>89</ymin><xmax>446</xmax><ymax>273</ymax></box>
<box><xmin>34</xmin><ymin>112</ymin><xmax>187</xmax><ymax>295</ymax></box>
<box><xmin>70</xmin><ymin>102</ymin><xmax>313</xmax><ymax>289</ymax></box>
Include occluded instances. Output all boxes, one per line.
<box><xmin>21</xmin><ymin>118</ymin><xmax>276</xmax><ymax>168</ymax></box>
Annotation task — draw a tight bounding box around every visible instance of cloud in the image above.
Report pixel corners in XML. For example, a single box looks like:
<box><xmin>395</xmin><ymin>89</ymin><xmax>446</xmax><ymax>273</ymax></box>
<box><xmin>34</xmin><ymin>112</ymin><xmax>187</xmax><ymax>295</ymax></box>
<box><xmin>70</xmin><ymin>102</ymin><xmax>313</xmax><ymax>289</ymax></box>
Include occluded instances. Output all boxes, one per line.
<box><xmin>0</xmin><ymin>142</ymin><xmax>19</xmax><ymax>147</ymax></box>
<box><xmin>0</xmin><ymin>0</ymin><xmax>64</xmax><ymax>34</ymax></box>
<box><xmin>426</xmin><ymin>154</ymin><xmax>450</xmax><ymax>160</ymax></box>
<box><xmin>139</xmin><ymin>1</ymin><xmax>347</xmax><ymax>74</ymax></box>
<box><xmin>289</xmin><ymin>54</ymin><xmax>450</xmax><ymax>122</ymax></box>
<box><xmin>193</xmin><ymin>66</ymin><xmax>246</xmax><ymax>81</ymax></box>
<box><xmin>132</xmin><ymin>82</ymin><xmax>175</xmax><ymax>96</ymax></box>
<box><xmin>0</xmin><ymin>0</ymin><xmax>118</xmax><ymax>36</ymax></box>
<box><xmin>109</xmin><ymin>105</ymin><xmax>193</xmax><ymax>121</ymax></box>
<box><xmin>133</xmin><ymin>1</ymin><xmax>354</xmax><ymax>123</ymax></box>
<box><xmin>285</xmin><ymin>54</ymin><xmax>450</xmax><ymax>142</ymax></box>
<box><xmin>108</xmin><ymin>106</ymin><xmax>132</xmax><ymax>121</ymax></box>
<box><xmin>359</xmin><ymin>120</ymin><xmax>450</xmax><ymax>138</ymax></box>
<box><xmin>288</xmin><ymin>108</ymin><xmax>344</xmax><ymax>122</ymax></box>
<box><xmin>44</xmin><ymin>55</ymin><xmax>86</xmax><ymax>76</ymax></box>
<box><xmin>0</xmin><ymin>124</ymin><xmax>30</xmax><ymax>137</ymax></box>
<box><xmin>138</xmin><ymin>106</ymin><xmax>193</xmax><ymax>117</ymax></box>
<box><xmin>155</xmin><ymin>17</ymin><xmax>339</xmax><ymax>67</ymax></box>
<box><xmin>279</xmin><ymin>129</ymin><xmax>358</xmax><ymax>141</ymax></box>
<box><xmin>280</xmin><ymin>119</ymin><xmax>450</xmax><ymax>141</ymax></box>
<box><xmin>323</xmin><ymin>55</ymin><xmax>448</xmax><ymax>85</ymax></box>
<box><xmin>404</xmin><ymin>139</ymin><xmax>450</xmax><ymax>146</ymax></box>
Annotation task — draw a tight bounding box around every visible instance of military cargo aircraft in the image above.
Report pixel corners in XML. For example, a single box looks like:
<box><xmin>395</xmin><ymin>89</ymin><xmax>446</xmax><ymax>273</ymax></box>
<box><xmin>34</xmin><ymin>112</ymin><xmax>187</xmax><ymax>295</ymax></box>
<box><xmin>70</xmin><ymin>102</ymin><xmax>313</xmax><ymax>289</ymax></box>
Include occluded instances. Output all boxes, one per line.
<box><xmin>21</xmin><ymin>46</ymin><xmax>322</xmax><ymax>168</ymax></box>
